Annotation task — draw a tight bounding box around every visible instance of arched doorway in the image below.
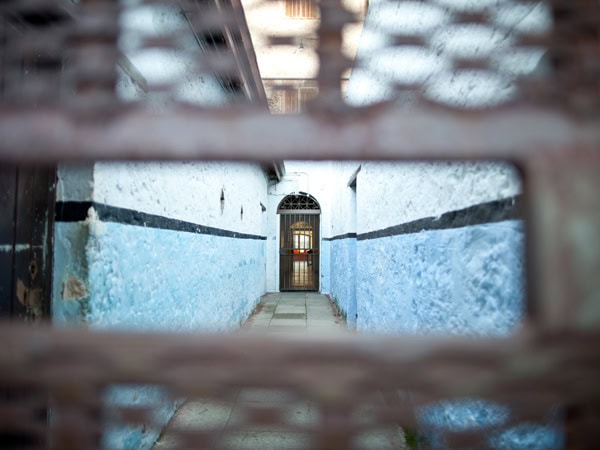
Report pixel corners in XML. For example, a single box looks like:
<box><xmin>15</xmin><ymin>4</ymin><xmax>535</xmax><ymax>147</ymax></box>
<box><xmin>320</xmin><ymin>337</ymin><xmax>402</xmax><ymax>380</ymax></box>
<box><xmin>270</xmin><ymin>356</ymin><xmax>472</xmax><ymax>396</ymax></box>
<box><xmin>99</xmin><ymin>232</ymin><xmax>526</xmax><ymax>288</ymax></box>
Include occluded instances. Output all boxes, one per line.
<box><xmin>277</xmin><ymin>193</ymin><xmax>320</xmax><ymax>291</ymax></box>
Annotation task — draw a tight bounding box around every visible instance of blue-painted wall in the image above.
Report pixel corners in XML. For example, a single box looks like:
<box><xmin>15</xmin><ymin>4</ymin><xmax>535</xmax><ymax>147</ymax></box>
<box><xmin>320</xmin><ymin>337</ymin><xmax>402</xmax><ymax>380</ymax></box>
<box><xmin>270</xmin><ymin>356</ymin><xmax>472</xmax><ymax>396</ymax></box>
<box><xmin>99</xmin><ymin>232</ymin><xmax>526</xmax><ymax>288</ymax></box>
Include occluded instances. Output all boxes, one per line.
<box><xmin>54</xmin><ymin>222</ymin><xmax>266</xmax><ymax>332</ymax></box>
<box><xmin>52</xmin><ymin>211</ymin><xmax>268</xmax><ymax>448</ymax></box>
<box><xmin>320</xmin><ymin>239</ymin><xmax>331</xmax><ymax>294</ymax></box>
<box><xmin>51</xmin><ymin>0</ymin><xmax>271</xmax><ymax>444</ymax></box>
<box><xmin>339</xmin><ymin>0</ymin><xmax>555</xmax><ymax>442</ymax></box>
<box><xmin>270</xmin><ymin>159</ymin><xmax>562</xmax><ymax>447</ymax></box>
<box><xmin>329</xmin><ymin>237</ymin><xmax>357</xmax><ymax>328</ymax></box>
<box><xmin>356</xmin><ymin>221</ymin><xmax>525</xmax><ymax>336</ymax></box>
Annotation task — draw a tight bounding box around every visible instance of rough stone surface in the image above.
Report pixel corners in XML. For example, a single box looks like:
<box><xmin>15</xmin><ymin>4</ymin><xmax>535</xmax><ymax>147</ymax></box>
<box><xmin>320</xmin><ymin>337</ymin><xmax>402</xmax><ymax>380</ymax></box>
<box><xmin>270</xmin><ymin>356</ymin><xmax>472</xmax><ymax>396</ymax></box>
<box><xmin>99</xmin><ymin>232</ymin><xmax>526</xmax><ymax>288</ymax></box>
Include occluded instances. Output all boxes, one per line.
<box><xmin>356</xmin><ymin>162</ymin><xmax>521</xmax><ymax>233</ymax></box>
<box><xmin>356</xmin><ymin>221</ymin><xmax>525</xmax><ymax>336</ymax></box>
<box><xmin>93</xmin><ymin>162</ymin><xmax>268</xmax><ymax>236</ymax></box>
<box><xmin>83</xmin><ymin>222</ymin><xmax>265</xmax><ymax>332</ymax></box>
<box><xmin>329</xmin><ymin>238</ymin><xmax>357</xmax><ymax>327</ymax></box>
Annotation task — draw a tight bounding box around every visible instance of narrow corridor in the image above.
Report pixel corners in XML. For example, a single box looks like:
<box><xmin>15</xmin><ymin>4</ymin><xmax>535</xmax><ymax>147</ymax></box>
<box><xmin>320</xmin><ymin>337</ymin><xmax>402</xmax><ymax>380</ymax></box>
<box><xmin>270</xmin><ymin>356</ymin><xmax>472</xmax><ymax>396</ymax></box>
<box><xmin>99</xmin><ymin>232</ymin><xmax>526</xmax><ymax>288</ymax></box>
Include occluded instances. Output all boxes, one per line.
<box><xmin>152</xmin><ymin>293</ymin><xmax>405</xmax><ymax>449</ymax></box>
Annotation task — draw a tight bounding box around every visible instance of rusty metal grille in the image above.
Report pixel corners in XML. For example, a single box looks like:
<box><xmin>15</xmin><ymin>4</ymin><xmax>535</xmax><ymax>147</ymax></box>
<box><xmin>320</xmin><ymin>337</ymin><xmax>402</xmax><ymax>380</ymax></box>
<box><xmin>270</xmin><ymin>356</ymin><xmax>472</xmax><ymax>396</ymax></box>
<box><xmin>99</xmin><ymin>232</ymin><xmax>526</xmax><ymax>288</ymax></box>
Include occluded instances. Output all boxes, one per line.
<box><xmin>0</xmin><ymin>0</ymin><xmax>599</xmax><ymax>449</ymax></box>
<box><xmin>1</xmin><ymin>0</ymin><xmax>598</xmax><ymax>111</ymax></box>
<box><xmin>0</xmin><ymin>0</ymin><xmax>597</xmax><ymax>162</ymax></box>
<box><xmin>2</xmin><ymin>327</ymin><xmax>599</xmax><ymax>449</ymax></box>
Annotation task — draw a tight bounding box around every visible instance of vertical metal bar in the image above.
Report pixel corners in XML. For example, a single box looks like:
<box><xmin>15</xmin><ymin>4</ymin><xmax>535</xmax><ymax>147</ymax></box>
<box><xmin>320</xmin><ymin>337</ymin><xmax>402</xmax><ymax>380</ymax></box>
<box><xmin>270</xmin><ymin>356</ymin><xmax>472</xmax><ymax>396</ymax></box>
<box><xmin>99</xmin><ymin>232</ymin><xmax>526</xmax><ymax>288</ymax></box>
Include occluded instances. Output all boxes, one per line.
<box><xmin>289</xmin><ymin>213</ymin><xmax>292</xmax><ymax>290</ymax></box>
<box><xmin>281</xmin><ymin>213</ymin><xmax>285</xmax><ymax>291</ymax></box>
<box><xmin>286</xmin><ymin>213</ymin><xmax>289</xmax><ymax>290</ymax></box>
<box><xmin>292</xmin><ymin>213</ymin><xmax>295</xmax><ymax>290</ymax></box>
<box><xmin>310</xmin><ymin>213</ymin><xmax>313</xmax><ymax>291</ymax></box>
<box><xmin>286</xmin><ymin>213</ymin><xmax>288</xmax><ymax>291</ymax></box>
<box><xmin>304</xmin><ymin>216</ymin><xmax>312</xmax><ymax>288</ymax></box>
<box><xmin>314</xmin><ymin>213</ymin><xmax>317</xmax><ymax>291</ymax></box>
<box><xmin>318</xmin><ymin>213</ymin><xmax>320</xmax><ymax>291</ymax></box>
<box><xmin>279</xmin><ymin>213</ymin><xmax>283</xmax><ymax>291</ymax></box>
<box><xmin>528</xmin><ymin>149</ymin><xmax>600</xmax><ymax>330</ymax></box>
<box><xmin>301</xmin><ymin>212</ymin><xmax>304</xmax><ymax>289</ymax></box>
<box><xmin>315</xmin><ymin>0</ymin><xmax>345</xmax><ymax>111</ymax></box>
<box><xmin>290</xmin><ymin>213</ymin><xmax>293</xmax><ymax>290</ymax></box>
<box><xmin>314</xmin><ymin>213</ymin><xmax>318</xmax><ymax>291</ymax></box>
<box><xmin>290</xmin><ymin>213</ymin><xmax>294</xmax><ymax>290</ymax></box>
<box><xmin>70</xmin><ymin>0</ymin><xmax>119</xmax><ymax>114</ymax></box>
<box><xmin>307</xmin><ymin>212</ymin><xmax>310</xmax><ymax>289</ymax></box>
<box><xmin>285</xmin><ymin>213</ymin><xmax>288</xmax><ymax>290</ymax></box>
<box><xmin>304</xmin><ymin>213</ymin><xmax>307</xmax><ymax>290</ymax></box>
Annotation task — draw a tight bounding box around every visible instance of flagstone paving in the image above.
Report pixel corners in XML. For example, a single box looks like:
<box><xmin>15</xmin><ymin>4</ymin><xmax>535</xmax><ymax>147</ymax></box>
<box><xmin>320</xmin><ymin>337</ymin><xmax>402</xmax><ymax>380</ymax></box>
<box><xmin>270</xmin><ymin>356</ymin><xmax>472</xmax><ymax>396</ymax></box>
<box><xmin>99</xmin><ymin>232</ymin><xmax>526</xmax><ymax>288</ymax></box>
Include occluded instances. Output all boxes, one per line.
<box><xmin>152</xmin><ymin>293</ymin><xmax>405</xmax><ymax>449</ymax></box>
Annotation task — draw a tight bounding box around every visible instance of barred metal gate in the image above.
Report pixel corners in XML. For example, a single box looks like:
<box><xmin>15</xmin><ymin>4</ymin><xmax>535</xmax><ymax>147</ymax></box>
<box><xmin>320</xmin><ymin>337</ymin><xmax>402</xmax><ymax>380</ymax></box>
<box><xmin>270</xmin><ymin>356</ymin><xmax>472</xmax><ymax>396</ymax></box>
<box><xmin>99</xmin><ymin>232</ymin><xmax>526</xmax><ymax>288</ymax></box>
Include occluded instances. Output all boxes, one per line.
<box><xmin>278</xmin><ymin>194</ymin><xmax>321</xmax><ymax>291</ymax></box>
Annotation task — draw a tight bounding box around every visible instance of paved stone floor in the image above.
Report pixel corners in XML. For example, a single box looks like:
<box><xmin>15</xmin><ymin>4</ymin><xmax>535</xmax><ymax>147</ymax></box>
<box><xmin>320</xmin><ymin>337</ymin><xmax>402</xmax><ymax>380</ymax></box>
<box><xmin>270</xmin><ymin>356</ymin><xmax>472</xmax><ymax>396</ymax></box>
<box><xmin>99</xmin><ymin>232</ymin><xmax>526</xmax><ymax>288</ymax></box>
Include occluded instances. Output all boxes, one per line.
<box><xmin>242</xmin><ymin>292</ymin><xmax>346</xmax><ymax>334</ymax></box>
<box><xmin>153</xmin><ymin>293</ymin><xmax>405</xmax><ymax>449</ymax></box>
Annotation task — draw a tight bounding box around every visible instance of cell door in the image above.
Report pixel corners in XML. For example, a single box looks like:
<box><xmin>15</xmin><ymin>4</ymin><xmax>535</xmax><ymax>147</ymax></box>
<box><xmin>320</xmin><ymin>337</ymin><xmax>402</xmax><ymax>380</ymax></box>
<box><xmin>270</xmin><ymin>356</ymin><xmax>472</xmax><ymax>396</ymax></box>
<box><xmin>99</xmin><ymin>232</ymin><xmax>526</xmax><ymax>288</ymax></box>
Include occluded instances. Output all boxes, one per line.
<box><xmin>278</xmin><ymin>194</ymin><xmax>320</xmax><ymax>291</ymax></box>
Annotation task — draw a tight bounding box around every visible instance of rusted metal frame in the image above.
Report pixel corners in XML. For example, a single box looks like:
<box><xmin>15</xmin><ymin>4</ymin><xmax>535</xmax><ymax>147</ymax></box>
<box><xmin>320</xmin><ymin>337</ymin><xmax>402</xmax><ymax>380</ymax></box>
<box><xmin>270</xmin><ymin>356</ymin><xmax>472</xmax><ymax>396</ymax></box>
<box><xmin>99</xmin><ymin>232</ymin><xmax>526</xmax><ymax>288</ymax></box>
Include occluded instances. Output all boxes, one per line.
<box><xmin>314</xmin><ymin>0</ymin><xmax>354</xmax><ymax>109</ymax></box>
<box><xmin>532</xmin><ymin>0</ymin><xmax>600</xmax><ymax>333</ymax></box>
<box><xmin>0</xmin><ymin>106</ymin><xmax>598</xmax><ymax>162</ymax></box>
<box><xmin>1</xmin><ymin>324</ymin><xmax>600</xmax><ymax>401</ymax></box>
<box><xmin>526</xmin><ymin>149</ymin><xmax>600</xmax><ymax>446</ymax></box>
<box><xmin>526</xmin><ymin>148</ymin><xmax>600</xmax><ymax>330</ymax></box>
<box><xmin>68</xmin><ymin>0</ymin><xmax>119</xmax><ymax>112</ymax></box>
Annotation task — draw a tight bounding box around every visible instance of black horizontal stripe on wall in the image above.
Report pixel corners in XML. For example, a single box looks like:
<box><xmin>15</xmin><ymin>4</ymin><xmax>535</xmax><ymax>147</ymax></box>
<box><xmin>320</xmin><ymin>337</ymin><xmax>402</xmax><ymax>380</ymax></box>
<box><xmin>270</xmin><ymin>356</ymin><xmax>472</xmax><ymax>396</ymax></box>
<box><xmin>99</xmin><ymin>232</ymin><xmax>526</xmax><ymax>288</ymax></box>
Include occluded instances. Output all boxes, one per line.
<box><xmin>56</xmin><ymin>201</ymin><xmax>267</xmax><ymax>241</ymax></box>
<box><xmin>323</xmin><ymin>232</ymin><xmax>357</xmax><ymax>242</ymax></box>
<box><xmin>358</xmin><ymin>195</ymin><xmax>522</xmax><ymax>241</ymax></box>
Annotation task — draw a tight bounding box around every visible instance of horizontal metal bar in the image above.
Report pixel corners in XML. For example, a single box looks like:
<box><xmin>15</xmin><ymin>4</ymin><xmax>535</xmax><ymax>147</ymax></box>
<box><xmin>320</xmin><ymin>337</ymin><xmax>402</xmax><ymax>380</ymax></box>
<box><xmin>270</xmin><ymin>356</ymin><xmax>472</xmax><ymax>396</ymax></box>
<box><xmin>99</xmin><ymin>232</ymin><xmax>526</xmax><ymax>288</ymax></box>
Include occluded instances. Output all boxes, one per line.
<box><xmin>278</xmin><ymin>210</ymin><xmax>321</xmax><ymax>215</ymax></box>
<box><xmin>1</xmin><ymin>323</ymin><xmax>599</xmax><ymax>403</ymax></box>
<box><xmin>0</xmin><ymin>106</ymin><xmax>598</xmax><ymax>163</ymax></box>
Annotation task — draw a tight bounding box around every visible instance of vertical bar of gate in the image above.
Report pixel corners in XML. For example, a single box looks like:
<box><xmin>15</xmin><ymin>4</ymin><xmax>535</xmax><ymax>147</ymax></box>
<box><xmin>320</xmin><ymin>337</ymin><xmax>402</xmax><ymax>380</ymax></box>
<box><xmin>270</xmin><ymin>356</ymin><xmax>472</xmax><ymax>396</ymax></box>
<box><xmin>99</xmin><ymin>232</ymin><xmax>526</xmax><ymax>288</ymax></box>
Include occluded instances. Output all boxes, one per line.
<box><xmin>286</xmin><ymin>216</ymin><xmax>295</xmax><ymax>288</ymax></box>
<box><xmin>315</xmin><ymin>213</ymin><xmax>318</xmax><ymax>291</ymax></box>
<box><xmin>285</xmin><ymin>215</ymin><xmax>294</xmax><ymax>289</ymax></box>
<box><xmin>307</xmin><ymin>213</ymin><xmax>311</xmax><ymax>290</ymax></box>
<box><xmin>290</xmin><ymin>213</ymin><xmax>293</xmax><ymax>290</ymax></box>
<box><xmin>310</xmin><ymin>214</ymin><xmax>316</xmax><ymax>290</ymax></box>
<box><xmin>280</xmin><ymin>213</ymin><xmax>283</xmax><ymax>291</ymax></box>
<box><xmin>286</xmin><ymin>213</ymin><xmax>290</xmax><ymax>290</ymax></box>
<box><xmin>306</xmin><ymin>213</ymin><xmax>309</xmax><ymax>289</ymax></box>
<box><xmin>313</xmin><ymin>213</ymin><xmax>317</xmax><ymax>291</ymax></box>
<box><xmin>283</xmin><ymin>213</ymin><xmax>287</xmax><ymax>290</ymax></box>
<box><xmin>308</xmin><ymin>213</ymin><xmax>311</xmax><ymax>290</ymax></box>
<box><xmin>298</xmin><ymin>213</ymin><xmax>306</xmax><ymax>290</ymax></box>
<box><xmin>282</xmin><ymin>213</ymin><xmax>286</xmax><ymax>291</ymax></box>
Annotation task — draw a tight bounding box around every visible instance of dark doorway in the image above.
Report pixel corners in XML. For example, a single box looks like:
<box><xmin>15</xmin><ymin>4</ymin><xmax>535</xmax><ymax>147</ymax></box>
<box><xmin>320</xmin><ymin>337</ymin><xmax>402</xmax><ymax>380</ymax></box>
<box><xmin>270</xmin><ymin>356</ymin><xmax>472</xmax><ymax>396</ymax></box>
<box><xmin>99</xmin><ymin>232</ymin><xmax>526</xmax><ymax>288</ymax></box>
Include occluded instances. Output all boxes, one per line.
<box><xmin>278</xmin><ymin>193</ymin><xmax>320</xmax><ymax>291</ymax></box>
<box><xmin>0</xmin><ymin>166</ymin><xmax>56</xmax><ymax>321</ymax></box>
